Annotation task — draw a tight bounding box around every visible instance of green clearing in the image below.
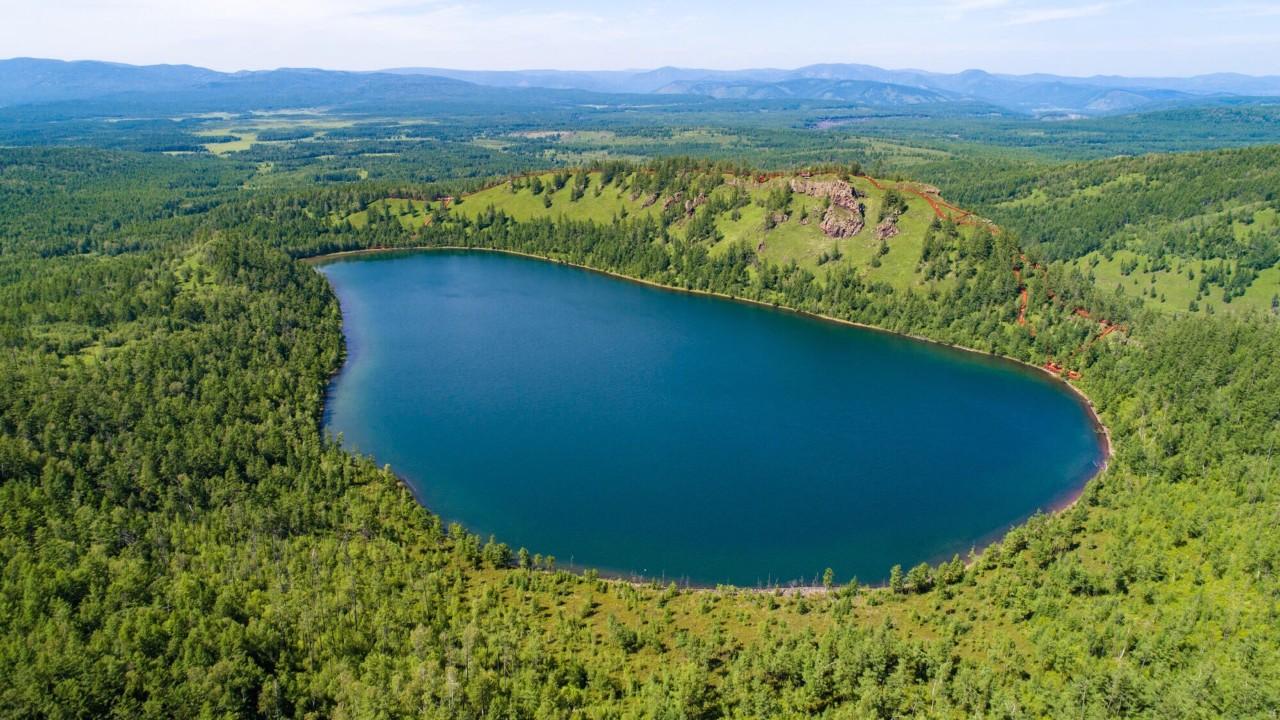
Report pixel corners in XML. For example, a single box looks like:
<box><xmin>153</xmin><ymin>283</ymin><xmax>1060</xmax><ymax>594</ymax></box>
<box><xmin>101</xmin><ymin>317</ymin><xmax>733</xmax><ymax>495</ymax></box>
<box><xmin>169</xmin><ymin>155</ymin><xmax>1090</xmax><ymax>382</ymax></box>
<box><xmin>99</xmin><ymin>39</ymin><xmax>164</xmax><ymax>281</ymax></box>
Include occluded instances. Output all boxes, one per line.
<box><xmin>1071</xmin><ymin>249</ymin><xmax>1280</xmax><ymax>315</ymax></box>
<box><xmin>343</xmin><ymin>198</ymin><xmax>433</xmax><ymax>229</ymax></box>
<box><xmin>952</xmin><ymin>148</ymin><xmax>1280</xmax><ymax>316</ymax></box>
<box><xmin>194</xmin><ymin>119</ymin><xmax>355</xmax><ymax>155</ymax></box>
<box><xmin>1057</xmin><ymin>204</ymin><xmax>1280</xmax><ymax>315</ymax></box>
<box><xmin>452</xmin><ymin>172</ymin><xmax>660</xmax><ymax>225</ymax></box>
<box><xmin>196</xmin><ymin>129</ymin><xmax>258</xmax><ymax>155</ymax></box>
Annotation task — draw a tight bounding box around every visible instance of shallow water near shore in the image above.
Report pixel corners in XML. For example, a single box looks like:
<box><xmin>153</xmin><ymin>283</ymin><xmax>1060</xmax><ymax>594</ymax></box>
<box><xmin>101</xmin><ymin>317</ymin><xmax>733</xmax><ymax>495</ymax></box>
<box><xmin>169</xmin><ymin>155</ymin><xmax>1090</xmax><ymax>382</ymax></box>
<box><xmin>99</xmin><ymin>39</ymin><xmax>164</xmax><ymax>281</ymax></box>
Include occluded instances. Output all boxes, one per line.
<box><xmin>319</xmin><ymin>250</ymin><xmax>1106</xmax><ymax>586</ymax></box>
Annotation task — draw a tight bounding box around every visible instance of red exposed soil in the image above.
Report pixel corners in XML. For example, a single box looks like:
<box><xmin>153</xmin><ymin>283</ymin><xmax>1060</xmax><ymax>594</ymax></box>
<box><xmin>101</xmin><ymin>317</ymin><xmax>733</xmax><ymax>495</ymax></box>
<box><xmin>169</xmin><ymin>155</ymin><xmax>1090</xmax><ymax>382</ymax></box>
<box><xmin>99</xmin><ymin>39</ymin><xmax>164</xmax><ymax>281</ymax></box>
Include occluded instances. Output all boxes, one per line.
<box><xmin>1012</xmin><ymin>254</ymin><xmax>1131</xmax><ymax>377</ymax></box>
<box><xmin>858</xmin><ymin>176</ymin><xmax>998</xmax><ymax>233</ymax></box>
<box><xmin>1043</xmin><ymin>361</ymin><xmax>1083</xmax><ymax>381</ymax></box>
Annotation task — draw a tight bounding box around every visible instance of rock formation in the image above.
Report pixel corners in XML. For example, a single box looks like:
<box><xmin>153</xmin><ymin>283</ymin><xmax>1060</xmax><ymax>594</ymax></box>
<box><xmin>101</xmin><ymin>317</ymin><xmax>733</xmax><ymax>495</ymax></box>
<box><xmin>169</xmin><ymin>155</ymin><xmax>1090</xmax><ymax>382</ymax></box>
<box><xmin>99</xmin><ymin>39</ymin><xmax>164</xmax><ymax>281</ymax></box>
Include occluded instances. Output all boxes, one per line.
<box><xmin>790</xmin><ymin>177</ymin><xmax>866</xmax><ymax>238</ymax></box>
<box><xmin>819</xmin><ymin>209</ymin><xmax>864</xmax><ymax>239</ymax></box>
<box><xmin>875</xmin><ymin>217</ymin><xmax>900</xmax><ymax>241</ymax></box>
<box><xmin>659</xmin><ymin>192</ymin><xmax>706</xmax><ymax>216</ymax></box>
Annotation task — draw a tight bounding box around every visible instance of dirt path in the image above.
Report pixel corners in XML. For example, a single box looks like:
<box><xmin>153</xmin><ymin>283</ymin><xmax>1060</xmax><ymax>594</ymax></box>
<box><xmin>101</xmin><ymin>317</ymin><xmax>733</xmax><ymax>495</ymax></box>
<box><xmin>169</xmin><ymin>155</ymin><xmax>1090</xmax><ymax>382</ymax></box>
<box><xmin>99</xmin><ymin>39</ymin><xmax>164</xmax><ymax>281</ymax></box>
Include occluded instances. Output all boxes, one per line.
<box><xmin>1013</xmin><ymin>266</ymin><xmax>1030</xmax><ymax>329</ymax></box>
<box><xmin>859</xmin><ymin>175</ymin><xmax>998</xmax><ymax>233</ymax></box>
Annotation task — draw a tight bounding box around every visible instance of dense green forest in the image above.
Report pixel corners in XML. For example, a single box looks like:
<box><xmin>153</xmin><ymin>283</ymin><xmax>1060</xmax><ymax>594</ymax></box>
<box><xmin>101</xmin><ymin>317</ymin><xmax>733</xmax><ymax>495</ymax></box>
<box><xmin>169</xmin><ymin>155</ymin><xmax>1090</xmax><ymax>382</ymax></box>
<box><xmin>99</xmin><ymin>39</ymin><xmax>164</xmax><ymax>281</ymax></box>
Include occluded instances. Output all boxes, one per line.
<box><xmin>2</xmin><ymin>145</ymin><xmax>1279</xmax><ymax>718</ymax></box>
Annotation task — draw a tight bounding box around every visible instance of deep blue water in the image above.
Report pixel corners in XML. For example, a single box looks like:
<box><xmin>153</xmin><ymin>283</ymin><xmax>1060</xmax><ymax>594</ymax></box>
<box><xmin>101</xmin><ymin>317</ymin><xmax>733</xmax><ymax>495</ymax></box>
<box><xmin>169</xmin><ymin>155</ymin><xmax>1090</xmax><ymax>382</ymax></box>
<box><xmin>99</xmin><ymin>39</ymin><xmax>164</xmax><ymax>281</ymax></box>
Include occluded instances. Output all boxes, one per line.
<box><xmin>319</xmin><ymin>251</ymin><xmax>1106</xmax><ymax>586</ymax></box>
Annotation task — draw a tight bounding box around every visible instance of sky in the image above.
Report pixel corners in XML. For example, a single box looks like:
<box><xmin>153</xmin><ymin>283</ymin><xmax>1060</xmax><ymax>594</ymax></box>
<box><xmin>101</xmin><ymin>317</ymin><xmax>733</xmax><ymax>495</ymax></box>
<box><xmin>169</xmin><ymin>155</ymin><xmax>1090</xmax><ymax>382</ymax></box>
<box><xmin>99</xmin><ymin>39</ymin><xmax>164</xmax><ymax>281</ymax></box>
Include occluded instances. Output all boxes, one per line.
<box><xmin>3</xmin><ymin>0</ymin><xmax>1279</xmax><ymax>77</ymax></box>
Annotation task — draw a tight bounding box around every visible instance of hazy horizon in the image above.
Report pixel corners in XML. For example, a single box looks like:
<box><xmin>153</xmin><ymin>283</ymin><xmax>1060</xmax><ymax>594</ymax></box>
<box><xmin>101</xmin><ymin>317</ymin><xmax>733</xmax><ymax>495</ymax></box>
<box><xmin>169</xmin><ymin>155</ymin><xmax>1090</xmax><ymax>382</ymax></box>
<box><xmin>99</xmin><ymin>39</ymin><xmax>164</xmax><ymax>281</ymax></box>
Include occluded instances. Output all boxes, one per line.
<box><xmin>11</xmin><ymin>55</ymin><xmax>1280</xmax><ymax>81</ymax></box>
<box><xmin>4</xmin><ymin>1</ymin><xmax>1279</xmax><ymax>77</ymax></box>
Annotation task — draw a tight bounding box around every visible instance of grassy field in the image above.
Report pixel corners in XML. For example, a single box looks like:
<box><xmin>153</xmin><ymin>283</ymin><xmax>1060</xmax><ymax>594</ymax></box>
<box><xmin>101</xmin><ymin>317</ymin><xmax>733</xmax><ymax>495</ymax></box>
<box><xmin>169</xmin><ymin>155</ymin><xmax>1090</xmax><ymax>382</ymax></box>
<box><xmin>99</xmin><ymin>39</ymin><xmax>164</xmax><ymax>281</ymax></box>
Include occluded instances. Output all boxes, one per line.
<box><xmin>452</xmin><ymin>173</ymin><xmax>661</xmax><ymax>225</ymax></box>
<box><xmin>194</xmin><ymin>119</ymin><xmax>355</xmax><ymax>155</ymax></box>
<box><xmin>343</xmin><ymin>198</ymin><xmax>432</xmax><ymax>229</ymax></box>
<box><xmin>196</xmin><ymin>129</ymin><xmax>258</xmax><ymax>155</ymax></box>
<box><xmin>1057</xmin><ymin>205</ymin><xmax>1280</xmax><ymax>316</ymax></box>
<box><xmin>1068</xmin><ymin>249</ymin><xmax>1280</xmax><ymax>315</ymax></box>
<box><xmin>963</xmin><ymin>149</ymin><xmax>1280</xmax><ymax>317</ymax></box>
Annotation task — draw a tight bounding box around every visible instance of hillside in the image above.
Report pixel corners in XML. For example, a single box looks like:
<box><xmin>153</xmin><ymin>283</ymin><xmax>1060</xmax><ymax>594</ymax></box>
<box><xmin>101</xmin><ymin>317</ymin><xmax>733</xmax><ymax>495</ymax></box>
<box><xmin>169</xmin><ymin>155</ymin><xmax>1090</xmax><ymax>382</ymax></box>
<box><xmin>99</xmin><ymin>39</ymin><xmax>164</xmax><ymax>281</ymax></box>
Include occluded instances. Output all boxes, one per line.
<box><xmin>0</xmin><ymin>58</ymin><xmax>220</xmax><ymax>107</ymax></box>
<box><xmin>350</xmin><ymin>166</ymin><xmax>993</xmax><ymax>294</ymax></box>
<box><xmin>926</xmin><ymin>146</ymin><xmax>1280</xmax><ymax>315</ymax></box>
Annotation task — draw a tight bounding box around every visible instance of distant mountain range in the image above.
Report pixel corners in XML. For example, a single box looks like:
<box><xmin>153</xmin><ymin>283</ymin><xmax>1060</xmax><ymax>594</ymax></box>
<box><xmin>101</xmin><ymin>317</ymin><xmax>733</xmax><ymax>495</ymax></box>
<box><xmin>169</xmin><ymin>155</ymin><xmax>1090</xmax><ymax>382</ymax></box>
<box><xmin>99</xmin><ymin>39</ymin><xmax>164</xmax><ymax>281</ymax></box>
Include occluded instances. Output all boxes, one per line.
<box><xmin>0</xmin><ymin>60</ymin><xmax>671</xmax><ymax>119</ymax></box>
<box><xmin>393</xmin><ymin>64</ymin><xmax>1280</xmax><ymax>115</ymax></box>
<box><xmin>3</xmin><ymin>58</ymin><xmax>1280</xmax><ymax>116</ymax></box>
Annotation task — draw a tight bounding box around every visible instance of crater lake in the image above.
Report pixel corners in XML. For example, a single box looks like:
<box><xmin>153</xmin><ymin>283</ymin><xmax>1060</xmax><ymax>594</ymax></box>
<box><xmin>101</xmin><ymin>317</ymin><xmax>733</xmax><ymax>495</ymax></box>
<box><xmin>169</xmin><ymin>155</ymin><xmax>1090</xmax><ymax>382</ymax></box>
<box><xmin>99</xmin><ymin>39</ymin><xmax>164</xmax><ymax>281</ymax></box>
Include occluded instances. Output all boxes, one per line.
<box><xmin>318</xmin><ymin>250</ymin><xmax>1107</xmax><ymax>586</ymax></box>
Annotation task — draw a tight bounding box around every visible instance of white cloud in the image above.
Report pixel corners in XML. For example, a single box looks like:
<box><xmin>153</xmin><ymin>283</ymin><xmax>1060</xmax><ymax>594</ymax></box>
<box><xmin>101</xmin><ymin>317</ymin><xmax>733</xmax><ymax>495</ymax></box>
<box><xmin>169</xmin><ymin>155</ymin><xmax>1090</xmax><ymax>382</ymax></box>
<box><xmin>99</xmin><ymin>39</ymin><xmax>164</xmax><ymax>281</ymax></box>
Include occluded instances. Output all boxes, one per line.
<box><xmin>1005</xmin><ymin>2</ymin><xmax>1112</xmax><ymax>26</ymax></box>
<box><xmin>1210</xmin><ymin>2</ymin><xmax>1280</xmax><ymax>16</ymax></box>
<box><xmin>938</xmin><ymin>0</ymin><xmax>1014</xmax><ymax>12</ymax></box>
<box><xmin>357</xmin><ymin>1</ymin><xmax>454</xmax><ymax>16</ymax></box>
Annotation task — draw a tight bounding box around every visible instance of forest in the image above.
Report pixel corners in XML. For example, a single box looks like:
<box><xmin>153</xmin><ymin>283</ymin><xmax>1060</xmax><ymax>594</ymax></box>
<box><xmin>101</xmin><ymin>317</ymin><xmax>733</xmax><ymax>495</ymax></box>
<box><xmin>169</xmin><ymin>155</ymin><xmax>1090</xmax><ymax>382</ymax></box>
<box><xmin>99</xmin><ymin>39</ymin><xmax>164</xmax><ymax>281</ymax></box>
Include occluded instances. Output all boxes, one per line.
<box><xmin>1</xmin><ymin>144</ymin><xmax>1279</xmax><ymax>718</ymax></box>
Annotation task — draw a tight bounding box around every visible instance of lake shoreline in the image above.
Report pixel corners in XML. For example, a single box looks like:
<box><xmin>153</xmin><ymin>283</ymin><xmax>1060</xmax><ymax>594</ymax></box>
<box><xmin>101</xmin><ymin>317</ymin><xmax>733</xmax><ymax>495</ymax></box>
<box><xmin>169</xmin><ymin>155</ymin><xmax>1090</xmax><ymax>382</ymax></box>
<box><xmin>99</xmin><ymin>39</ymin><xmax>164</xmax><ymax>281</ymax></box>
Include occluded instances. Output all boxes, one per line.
<box><xmin>305</xmin><ymin>244</ymin><xmax>1113</xmax><ymax>593</ymax></box>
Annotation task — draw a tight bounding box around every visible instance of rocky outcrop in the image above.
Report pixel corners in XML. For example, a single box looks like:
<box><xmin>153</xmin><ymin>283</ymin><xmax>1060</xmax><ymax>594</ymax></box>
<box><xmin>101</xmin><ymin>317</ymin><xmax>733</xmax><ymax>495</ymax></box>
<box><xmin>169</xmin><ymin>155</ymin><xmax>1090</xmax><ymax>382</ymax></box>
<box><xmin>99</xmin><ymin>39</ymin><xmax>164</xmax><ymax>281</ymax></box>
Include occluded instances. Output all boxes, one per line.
<box><xmin>790</xmin><ymin>177</ymin><xmax>862</xmax><ymax>212</ymax></box>
<box><xmin>790</xmin><ymin>177</ymin><xmax>865</xmax><ymax>238</ymax></box>
<box><xmin>820</xmin><ymin>209</ymin><xmax>864</xmax><ymax>238</ymax></box>
<box><xmin>659</xmin><ymin>192</ymin><xmax>707</xmax><ymax>216</ymax></box>
<box><xmin>874</xmin><ymin>217</ymin><xmax>900</xmax><ymax>241</ymax></box>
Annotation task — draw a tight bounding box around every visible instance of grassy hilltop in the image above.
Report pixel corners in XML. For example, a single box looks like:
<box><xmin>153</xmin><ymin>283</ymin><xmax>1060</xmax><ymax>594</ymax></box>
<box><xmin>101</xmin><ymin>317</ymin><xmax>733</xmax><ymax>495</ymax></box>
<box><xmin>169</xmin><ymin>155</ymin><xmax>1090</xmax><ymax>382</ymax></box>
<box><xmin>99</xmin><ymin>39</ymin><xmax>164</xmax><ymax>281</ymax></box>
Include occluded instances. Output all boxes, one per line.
<box><xmin>345</xmin><ymin>164</ymin><xmax>993</xmax><ymax>294</ymax></box>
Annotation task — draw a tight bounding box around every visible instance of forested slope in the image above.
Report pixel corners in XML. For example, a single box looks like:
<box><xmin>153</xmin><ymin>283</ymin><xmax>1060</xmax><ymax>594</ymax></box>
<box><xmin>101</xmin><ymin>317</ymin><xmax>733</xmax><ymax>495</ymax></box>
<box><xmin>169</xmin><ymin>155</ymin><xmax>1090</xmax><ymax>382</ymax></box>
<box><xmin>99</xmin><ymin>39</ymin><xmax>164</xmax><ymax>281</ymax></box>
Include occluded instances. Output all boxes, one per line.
<box><xmin>924</xmin><ymin>147</ymin><xmax>1280</xmax><ymax>315</ymax></box>
<box><xmin>1</xmin><ymin>148</ymin><xmax>1278</xmax><ymax>718</ymax></box>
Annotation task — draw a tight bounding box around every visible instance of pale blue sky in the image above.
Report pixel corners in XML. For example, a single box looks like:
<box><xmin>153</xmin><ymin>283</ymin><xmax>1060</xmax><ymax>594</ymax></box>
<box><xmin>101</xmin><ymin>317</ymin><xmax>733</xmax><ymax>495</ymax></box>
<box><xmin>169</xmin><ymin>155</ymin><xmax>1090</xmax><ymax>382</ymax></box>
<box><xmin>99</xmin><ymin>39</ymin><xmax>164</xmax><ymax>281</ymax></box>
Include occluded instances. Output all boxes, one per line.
<box><xmin>3</xmin><ymin>0</ymin><xmax>1279</xmax><ymax>76</ymax></box>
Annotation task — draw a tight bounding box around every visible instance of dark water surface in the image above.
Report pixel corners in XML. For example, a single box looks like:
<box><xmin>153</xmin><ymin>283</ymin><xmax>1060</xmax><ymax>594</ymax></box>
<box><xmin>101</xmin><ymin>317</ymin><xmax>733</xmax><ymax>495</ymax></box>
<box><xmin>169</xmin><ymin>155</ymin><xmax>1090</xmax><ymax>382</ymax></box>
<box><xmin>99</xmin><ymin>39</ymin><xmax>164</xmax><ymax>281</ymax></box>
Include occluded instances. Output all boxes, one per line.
<box><xmin>319</xmin><ymin>251</ymin><xmax>1105</xmax><ymax>586</ymax></box>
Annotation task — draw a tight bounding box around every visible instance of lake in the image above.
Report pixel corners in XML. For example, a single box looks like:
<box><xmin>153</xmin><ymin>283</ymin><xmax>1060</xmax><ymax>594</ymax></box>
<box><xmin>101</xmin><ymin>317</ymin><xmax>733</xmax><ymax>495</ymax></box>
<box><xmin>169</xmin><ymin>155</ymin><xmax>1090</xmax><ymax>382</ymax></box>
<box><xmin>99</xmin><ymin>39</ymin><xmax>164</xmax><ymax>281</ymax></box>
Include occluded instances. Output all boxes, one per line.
<box><xmin>318</xmin><ymin>250</ymin><xmax>1106</xmax><ymax>586</ymax></box>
